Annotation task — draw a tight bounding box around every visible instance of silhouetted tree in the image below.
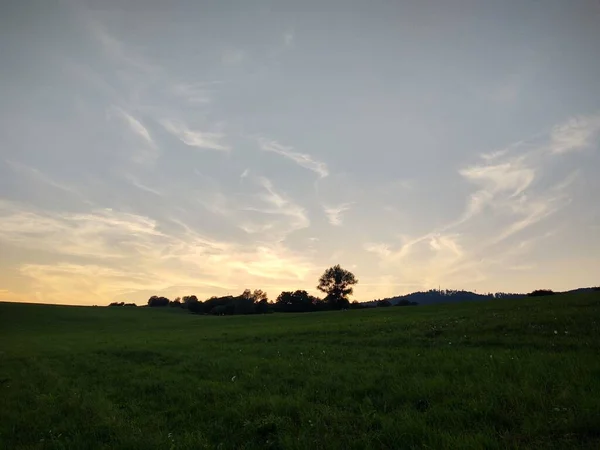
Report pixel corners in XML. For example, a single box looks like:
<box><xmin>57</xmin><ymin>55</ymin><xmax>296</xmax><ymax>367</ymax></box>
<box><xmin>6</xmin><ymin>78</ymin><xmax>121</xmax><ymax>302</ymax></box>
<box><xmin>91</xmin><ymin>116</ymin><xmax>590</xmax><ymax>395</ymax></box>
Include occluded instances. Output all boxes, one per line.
<box><xmin>317</xmin><ymin>265</ymin><xmax>358</xmax><ymax>310</ymax></box>
<box><xmin>170</xmin><ymin>297</ymin><xmax>182</xmax><ymax>307</ymax></box>
<box><xmin>186</xmin><ymin>296</ymin><xmax>204</xmax><ymax>314</ymax></box>
<box><xmin>182</xmin><ymin>295</ymin><xmax>199</xmax><ymax>309</ymax></box>
<box><xmin>233</xmin><ymin>291</ymin><xmax>257</xmax><ymax>315</ymax></box>
<box><xmin>147</xmin><ymin>296</ymin><xmax>170</xmax><ymax>307</ymax></box>
<box><xmin>252</xmin><ymin>289</ymin><xmax>268</xmax><ymax>302</ymax></box>
<box><xmin>527</xmin><ymin>289</ymin><xmax>555</xmax><ymax>297</ymax></box>
<box><xmin>210</xmin><ymin>305</ymin><xmax>227</xmax><ymax>315</ymax></box>
<box><xmin>252</xmin><ymin>290</ymin><xmax>269</xmax><ymax>313</ymax></box>
<box><xmin>275</xmin><ymin>290</ymin><xmax>320</xmax><ymax>312</ymax></box>
<box><xmin>377</xmin><ymin>300</ymin><xmax>392</xmax><ymax>307</ymax></box>
<box><xmin>256</xmin><ymin>298</ymin><xmax>270</xmax><ymax>314</ymax></box>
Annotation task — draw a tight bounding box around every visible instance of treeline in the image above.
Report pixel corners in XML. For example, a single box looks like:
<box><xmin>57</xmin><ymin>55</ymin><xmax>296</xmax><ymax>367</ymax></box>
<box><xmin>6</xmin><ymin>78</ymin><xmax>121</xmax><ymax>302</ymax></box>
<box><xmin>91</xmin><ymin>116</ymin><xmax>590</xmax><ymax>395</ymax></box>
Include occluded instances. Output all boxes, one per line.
<box><xmin>107</xmin><ymin>265</ymin><xmax>595</xmax><ymax>313</ymax></box>
<box><xmin>527</xmin><ymin>289</ymin><xmax>555</xmax><ymax>297</ymax></box>
<box><xmin>144</xmin><ymin>289</ymin><xmax>348</xmax><ymax>315</ymax></box>
<box><xmin>109</xmin><ymin>265</ymin><xmax>360</xmax><ymax>315</ymax></box>
<box><xmin>348</xmin><ymin>299</ymin><xmax>418</xmax><ymax>309</ymax></box>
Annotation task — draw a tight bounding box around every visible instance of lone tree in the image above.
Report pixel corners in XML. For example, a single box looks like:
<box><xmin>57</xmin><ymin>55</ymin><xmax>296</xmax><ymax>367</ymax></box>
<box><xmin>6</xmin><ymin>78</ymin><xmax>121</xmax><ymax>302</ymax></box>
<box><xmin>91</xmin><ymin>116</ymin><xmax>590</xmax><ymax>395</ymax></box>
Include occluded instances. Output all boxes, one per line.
<box><xmin>317</xmin><ymin>265</ymin><xmax>358</xmax><ymax>309</ymax></box>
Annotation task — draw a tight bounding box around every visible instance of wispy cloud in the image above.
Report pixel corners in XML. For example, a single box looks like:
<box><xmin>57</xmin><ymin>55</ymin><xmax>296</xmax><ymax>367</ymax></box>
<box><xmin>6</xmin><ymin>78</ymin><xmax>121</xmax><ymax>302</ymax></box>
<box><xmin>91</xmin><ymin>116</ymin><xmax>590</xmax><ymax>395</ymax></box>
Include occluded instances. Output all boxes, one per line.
<box><xmin>364</xmin><ymin>115</ymin><xmax>594</xmax><ymax>292</ymax></box>
<box><xmin>240</xmin><ymin>177</ymin><xmax>310</xmax><ymax>237</ymax></box>
<box><xmin>363</xmin><ymin>243</ymin><xmax>392</xmax><ymax>258</ymax></box>
<box><xmin>0</xmin><ymin>200</ymin><xmax>164</xmax><ymax>259</ymax></box>
<box><xmin>258</xmin><ymin>138</ymin><xmax>329</xmax><ymax>178</ymax></box>
<box><xmin>191</xmin><ymin>174</ymin><xmax>310</xmax><ymax>241</ymax></box>
<box><xmin>460</xmin><ymin>158</ymin><xmax>535</xmax><ymax>198</ymax></box>
<box><xmin>429</xmin><ymin>234</ymin><xmax>463</xmax><ymax>258</ymax></box>
<box><xmin>109</xmin><ymin>106</ymin><xmax>155</xmax><ymax>148</ymax></box>
<box><xmin>162</xmin><ymin>119</ymin><xmax>229</xmax><ymax>151</ymax></box>
<box><xmin>84</xmin><ymin>13</ymin><xmax>160</xmax><ymax>77</ymax></box>
<box><xmin>323</xmin><ymin>202</ymin><xmax>353</xmax><ymax>226</ymax></box>
<box><xmin>549</xmin><ymin>115</ymin><xmax>600</xmax><ymax>154</ymax></box>
<box><xmin>120</xmin><ymin>172</ymin><xmax>163</xmax><ymax>197</ymax></box>
<box><xmin>0</xmin><ymin>200</ymin><xmax>317</xmax><ymax>304</ymax></box>
<box><xmin>5</xmin><ymin>160</ymin><xmax>87</xmax><ymax>200</ymax></box>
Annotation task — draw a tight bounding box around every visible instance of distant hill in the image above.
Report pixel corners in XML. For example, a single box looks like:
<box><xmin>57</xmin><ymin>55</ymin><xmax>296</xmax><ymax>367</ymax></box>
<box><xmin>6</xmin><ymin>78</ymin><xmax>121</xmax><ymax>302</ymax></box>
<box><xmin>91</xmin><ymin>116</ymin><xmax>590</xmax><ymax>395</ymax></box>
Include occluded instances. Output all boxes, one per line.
<box><xmin>368</xmin><ymin>289</ymin><xmax>524</xmax><ymax>307</ymax></box>
<box><xmin>368</xmin><ymin>286</ymin><xmax>599</xmax><ymax>307</ymax></box>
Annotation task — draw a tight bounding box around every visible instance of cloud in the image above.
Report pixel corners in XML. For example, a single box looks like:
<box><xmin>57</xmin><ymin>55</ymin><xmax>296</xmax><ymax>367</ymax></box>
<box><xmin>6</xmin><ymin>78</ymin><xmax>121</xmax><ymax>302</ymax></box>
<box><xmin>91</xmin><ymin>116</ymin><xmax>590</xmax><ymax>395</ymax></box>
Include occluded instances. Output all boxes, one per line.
<box><xmin>364</xmin><ymin>115</ymin><xmax>593</xmax><ymax>292</ymax></box>
<box><xmin>162</xmin><ymin>119</ymin><xmax>229</xmax><ymax>151</ymax></box>
<box><xmin>239</xmin><ymin>177</ymin><xmax>310</xmax><ymax>238</ymax></box>
<box><xmin>5</xmin><ymin>160</ymin><xmax>86</xmax><ymax>200</ymax></box>
<box><xmin>429</xmin><ymin>234</ymin><xmax>463</xmax><ymax>258</ymax></box>
<box><xmin>191</xmin><ymin>174</ymin><xmax>310</xmax><ymax>241</ymax></box>
<box><xmin>258</xmin><ymin>138</ymin><xmax>329</xmax><ymax>178</ymax></box>
<box><xmin>363</xmin><ymin>243</ymin><xmax>392</xmax><ymax>258</ymax></box>
<box><xmin>0</xmin><ymin>200</ymin><xmax>318</xmax><ymax>305</ymax></box>
<box><xmin>364</xmin><ymin>233</ymin><xmax>432</xmax><ymax>264</ymax></box>
<box><xmin>323</xmin><ymin>203</ymin><xmax>353</xmax><ymax>226</ymax></box>
<box><xmin>0</xmin><ymin>200</ymin><xmax>165</xmax><ymax>259</ymax></box>
<box><xmin>550</xmin><ymin>115</ymin><xmax>600</xmax><ymax>154</ymax></box>
<box><xmin>109</xmin><ymin>106</ymin><xmax>155</xmax><ymax>148</ymax></box>
<box><xmin>121</xmin><ymin>172</ymin><xmax>163</xmax><ymax>197</ymax></box>
<box><xmin>460</xmin><ymin>159</ymin><xmax>535</xmax><ymax>198</ymax></box>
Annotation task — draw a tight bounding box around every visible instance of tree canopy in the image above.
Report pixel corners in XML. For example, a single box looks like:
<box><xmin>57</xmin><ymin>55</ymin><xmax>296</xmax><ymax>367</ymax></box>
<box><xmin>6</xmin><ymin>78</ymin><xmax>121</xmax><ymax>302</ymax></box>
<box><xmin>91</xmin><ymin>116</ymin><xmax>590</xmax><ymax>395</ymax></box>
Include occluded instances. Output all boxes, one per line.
<box><xmin>317</xmin><ymin>265</ymin><xmax>358</xmax><ymax>309</ymax></box>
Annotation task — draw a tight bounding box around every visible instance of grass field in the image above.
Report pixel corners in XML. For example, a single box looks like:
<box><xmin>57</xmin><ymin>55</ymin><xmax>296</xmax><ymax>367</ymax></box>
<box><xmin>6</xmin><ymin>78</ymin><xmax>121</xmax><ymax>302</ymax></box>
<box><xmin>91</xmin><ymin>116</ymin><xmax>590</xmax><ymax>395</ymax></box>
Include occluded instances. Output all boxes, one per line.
<box><xmin>1</xmin><ymin>292</ymin><xmax>600</xmax><ymax>449</ymax></box>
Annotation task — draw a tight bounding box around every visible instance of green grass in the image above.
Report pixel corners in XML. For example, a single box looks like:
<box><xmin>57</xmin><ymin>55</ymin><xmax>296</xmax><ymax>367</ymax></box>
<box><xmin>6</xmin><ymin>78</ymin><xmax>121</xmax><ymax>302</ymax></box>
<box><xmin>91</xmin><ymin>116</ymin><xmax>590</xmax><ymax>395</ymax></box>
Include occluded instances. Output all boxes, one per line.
<box><xmin>1</xmin><ymin>292</ymin><xmax>600</xmax><ymax>449</ymax></box>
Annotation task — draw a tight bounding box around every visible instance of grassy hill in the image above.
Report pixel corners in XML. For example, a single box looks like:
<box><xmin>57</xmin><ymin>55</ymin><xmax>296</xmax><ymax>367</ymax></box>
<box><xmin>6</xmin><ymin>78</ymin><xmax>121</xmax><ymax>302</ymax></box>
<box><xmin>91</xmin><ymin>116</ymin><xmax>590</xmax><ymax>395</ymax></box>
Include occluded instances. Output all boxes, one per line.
<box><xmin>1</xmin><ymin>292</ymin><xmax>599</xmax><ymax>449</ymax></box>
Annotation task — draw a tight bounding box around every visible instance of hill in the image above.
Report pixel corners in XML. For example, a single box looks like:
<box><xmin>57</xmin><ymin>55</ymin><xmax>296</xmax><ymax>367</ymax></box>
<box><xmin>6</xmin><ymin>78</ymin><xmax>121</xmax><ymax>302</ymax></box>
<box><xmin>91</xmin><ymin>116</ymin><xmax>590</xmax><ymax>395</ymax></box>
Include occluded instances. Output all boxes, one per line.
<box><xmin>1</xmin><ymin>291</ymin><xmax>600</xmax><ymax>449</ymax></box>
<box><xmin>370</xmin><ymin>287</ymin><xmax>599</xmax><ymax>307</ymax></box>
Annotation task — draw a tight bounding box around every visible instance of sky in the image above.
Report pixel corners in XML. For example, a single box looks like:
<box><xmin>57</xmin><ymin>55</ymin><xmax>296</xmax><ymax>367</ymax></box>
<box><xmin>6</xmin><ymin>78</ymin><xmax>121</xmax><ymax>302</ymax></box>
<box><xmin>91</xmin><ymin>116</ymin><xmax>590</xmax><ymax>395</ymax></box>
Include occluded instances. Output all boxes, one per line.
<box><xmin>1</xmin><ymin>0</ymin><xmax>599</xmax><ymax>306</ymax></box>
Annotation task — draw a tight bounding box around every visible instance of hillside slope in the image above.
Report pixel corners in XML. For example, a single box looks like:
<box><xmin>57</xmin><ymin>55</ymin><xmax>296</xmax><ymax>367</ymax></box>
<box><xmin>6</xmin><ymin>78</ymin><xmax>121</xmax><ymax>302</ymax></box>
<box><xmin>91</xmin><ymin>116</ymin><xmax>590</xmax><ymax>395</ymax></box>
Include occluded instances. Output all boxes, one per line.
<box><xmin>1</xmin><ymin>292</ymin><xmax>599</xmax><ymax>449</ymax></box>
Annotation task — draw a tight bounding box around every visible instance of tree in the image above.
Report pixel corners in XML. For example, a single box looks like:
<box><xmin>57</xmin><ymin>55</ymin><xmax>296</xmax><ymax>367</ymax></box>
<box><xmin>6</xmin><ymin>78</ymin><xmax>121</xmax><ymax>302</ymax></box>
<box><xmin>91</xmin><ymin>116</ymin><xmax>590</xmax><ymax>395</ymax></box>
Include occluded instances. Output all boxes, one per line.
<box><xmin>183</xmin><ymin>295</ymin><xmax>203</xmax><ymax>314</ymax></box>
<box><xmin>252</xmin><ymin>290</ymin><xmax>268</xmax><ymax>303</ymax></box>
<box><xmin>317</xmin><ymin>265</ymin><xmax>358</xmax><ymax>309</ymax></box>
<box><xmin>147</xmin><ymin>296</ymin><xmax>170</xmax><ymax>307</ymax></box>
<box><xmin>182</xmin><ymin>295</ymin><xmax>199</xmax><ymax>309</ymax></box>
<box><xmin>252</xmin><ymin>290</ymin><xmax>269</xmax><ymax>314</ymax></box>
<box><xmin>275</xmin><ymin>290</ymin><xmax>319</xmax><ymax>312</ymax></box>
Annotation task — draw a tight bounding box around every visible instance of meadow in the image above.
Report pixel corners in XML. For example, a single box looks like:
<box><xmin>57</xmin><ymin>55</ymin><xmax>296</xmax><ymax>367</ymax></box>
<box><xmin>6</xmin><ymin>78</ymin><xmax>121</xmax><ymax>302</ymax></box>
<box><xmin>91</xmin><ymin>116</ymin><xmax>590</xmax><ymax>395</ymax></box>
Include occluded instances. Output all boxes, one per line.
<box><xmin>1</xmin><ymin>291</ymin><xmax>599</xmax><ymax>449</ymax></box>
